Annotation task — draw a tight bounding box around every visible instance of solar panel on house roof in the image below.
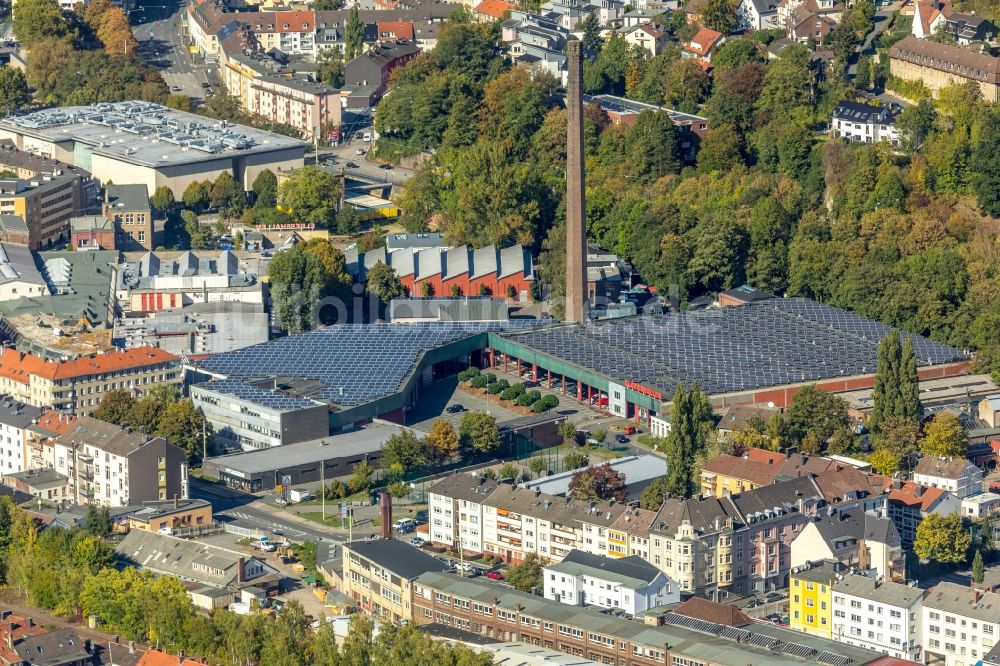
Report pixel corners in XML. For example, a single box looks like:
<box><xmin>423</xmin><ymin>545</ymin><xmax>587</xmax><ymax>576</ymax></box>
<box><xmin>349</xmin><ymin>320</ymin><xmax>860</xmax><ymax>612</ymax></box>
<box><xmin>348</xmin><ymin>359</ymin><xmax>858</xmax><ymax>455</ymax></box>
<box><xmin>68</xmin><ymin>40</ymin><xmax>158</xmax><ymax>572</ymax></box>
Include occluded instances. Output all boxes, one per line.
<box><xmin>500</xmin><ymin>298</ymin><xmax>968</xmax><ymax>396</ymax></box>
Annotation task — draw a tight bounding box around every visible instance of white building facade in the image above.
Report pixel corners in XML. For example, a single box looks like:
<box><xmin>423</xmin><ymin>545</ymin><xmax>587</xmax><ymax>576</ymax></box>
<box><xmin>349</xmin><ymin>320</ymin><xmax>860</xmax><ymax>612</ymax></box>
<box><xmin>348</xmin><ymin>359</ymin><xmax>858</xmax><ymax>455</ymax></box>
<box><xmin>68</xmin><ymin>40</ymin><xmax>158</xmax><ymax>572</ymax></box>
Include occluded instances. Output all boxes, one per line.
<box><xmin>914</xmin><ymin>458</ymin><xmax>984</xmax><ymax>499</ymax></box>
<box><xmin>921</xmin><ymin>582</ymin><xmax>1000</xmax><ymax>666</ymax></box>
<box><xmin>831</xmin><ymin>101</ymin><xmax>900</xmax><ymax>145</ymax></box>
<box><xmin>831</xmin><ymin>574</ymin><xmax>923</xmax><ymax>662</ymax></box>
<box><xmin>543</xmin><ymin>550</ymin><xmax>679</xmax><ymax>615</ymax></box>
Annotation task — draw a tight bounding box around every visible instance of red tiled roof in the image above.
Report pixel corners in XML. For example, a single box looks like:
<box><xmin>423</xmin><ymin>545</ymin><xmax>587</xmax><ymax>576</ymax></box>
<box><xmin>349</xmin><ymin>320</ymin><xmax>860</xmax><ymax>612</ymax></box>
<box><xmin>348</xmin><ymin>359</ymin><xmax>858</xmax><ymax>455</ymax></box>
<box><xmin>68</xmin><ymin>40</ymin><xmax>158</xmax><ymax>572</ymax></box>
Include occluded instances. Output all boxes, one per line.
<box><xmin>473</xmin><ymin>0</ymin><xmax>515</xmax><ymax>19</ymax></box>
<box><xmin>701</xmin><ymin>455</ymin><xmax>780</xmax><ymax>486</ymax></box>
<box><xmin>0</xmin><ymin>614</ymin><xmax>45</xmax><ymax>664</ymax></box>
<box><xmin>812</xmin><ymin>467</ymin><xmax>886</xmax><ymax>504</ymax></box>
<box><xmin>685</xmin><ymin>27</ymin><xmax>723</xmax><ymax>56</ymax></box>
<box><xmin>378</xmin><ymin>20</ymin><xmax>415</xmax><ymax>40</ymax></box>
<box><xmin>33</xmin><ymin>410</ymin><xmax>78</xmax><ymax>436</ymax></box>
<box><xmin>0</xmin><ymin>347</ymin><xmax>178</xmax><ymax>383</ymax></box>
<box><xmin>888</xmin><ymin>481</ymin><xmax>948</xmax><ymax>511</ymax></box>
<box><xmin>138</xmin><ymin>650</ymin><xmax>207</xmax><ymax>666</ymax></box>
<box><xmin>271</xmin><ymin>10</ymin><xmax>315</xmax><ymax>32</ymax></box>
<box><xmin>673</xmin><ymin>597</ymin><xmax>754</xmax><ymax>627</ymax></box>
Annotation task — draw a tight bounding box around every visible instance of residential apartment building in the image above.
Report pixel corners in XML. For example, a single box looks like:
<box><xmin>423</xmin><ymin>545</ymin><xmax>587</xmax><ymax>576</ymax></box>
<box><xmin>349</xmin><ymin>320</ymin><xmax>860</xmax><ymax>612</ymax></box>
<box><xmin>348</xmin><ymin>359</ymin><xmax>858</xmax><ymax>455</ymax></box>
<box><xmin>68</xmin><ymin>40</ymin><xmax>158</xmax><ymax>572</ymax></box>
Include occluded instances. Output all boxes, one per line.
<box><xmin>830</xmin><ymin>101</ymin><xmax>900</xmax><ymax>145</ymax></box>
<box><xmin>342</xmin><ymin>538</ymin><xmax>447</xmax><ymax>623</ymax></box>
<box><xmin>543</xmin><ymin>549</ymin><xmax>679</xmax><ymax>614</ymax></box>
<box><xmin>0</xmin><ymin>347</ymin><xmax>181</xmax><ymax>415</ymax></box>
<box><xmin>921</xmin><ymin>582</ymin><xmax>1000</xmax><ymax>666</ymax></box>
<box><xmin>127</xmin><ymin>498</ymin><xmax>214</xmax><ymax>532</ymax></box>
<box><xmin>648</xmin><ymin>494</ymin><xmax>743</xmax><ymax>599</ymax></box>
<box><xmin>0</xmin><ymin>174</ymin><xmax>87</xmax><ymax>249</ymax></box>
<box><xmin>482</xmin><ymin>485</ymin><xmax>623</xmax><ymax>564</ymax></box>
<box><xmin>24</xmin><ymin>410</ymin><xmax>76</xmax><ymax>471</ymax></box>
<box><xmin>886</xmin><ymin>480</ymin><xmax>962</xmax><ymax>547</ymax></box>
<box><xmin>70</xmin><ymin>215</ymin><xmax>116</xmax><ymax>251</ymax></box>
<box><xmin>2</xmin><ymin>467</ymin><xmax>71</xmax><ymax>503</ymax></box>
<box><xmin>0</xmin><ymin>398</ymin><xmax>44</xmax><ymax>475</ymax></box>
<box><xmin>790</xmin><ymin>508</ymin><xmax>904</xmax><ymax>582</ymax></box>
<box><xmin>344</xmin><ymin>41</ymin><xmax>420</xmax><ymax>105</ymax></box>
<box><xmin>52</xmin><ymin>416</ymin><xmax>189</xmax><ymax>507</ymax></box>
<box><xmin>219</xmin><ymin>48</ymin><xmax>341</xmax><ymax>140</ymax></box>
<box><xmin>737</xmin><ymin>0</ymin><xmax>780</xmax><ymax>30</ymax></box>
<box><xmin>699</xmin><ymin>448</ymin><xmax>839</xmax><ymax>498</ymax></box>
<box><xmin>789</xmin><ymin>559</ymin><xmax>843</xmax><ymax>638</ymax></box>
<box><xmin>831</xmin><ymin>574</ymin><xmax>923</xmax><ymax>661</ymax></box>
<box><xmin>428</xmin><ymin>474</ymin><xmax>500</xmax><ymax>555</ymax></box>
<box><xmin>913</xmin><ymin>456</ymin><xmax>984</xmax><ymax>499</ymax></box>
<box><xmin>729</xmin><ymin>475</ymin><xmax>824</xmax><ymax>594</ymax></box>
<box><xmin>607</xmin><ymin>507</ymin><xmax>656</xmax><ymax>560</ymax></box>
<box><xmin>102</xmin><ymin>184</ymin><xmax>153</xmax><ymax>251</ymax></box>
<box><xmin>961</xmin><ymin>491</ymin><xmax>1000</xmax><ymax>518</ymax></box>
<box><xmin>623</xmin><ymin>23</ymin><xmax>670</xmax><ymax>57</ymax></box>
<box><xmin>889</xmin><ymin>36</ymin><xmax>1000</xmax><ymax>102</ymax></box>
<box><xmin>0</xmin><ymin>612</ymin><xmax>91</xmax><ymax>666</ymax></box>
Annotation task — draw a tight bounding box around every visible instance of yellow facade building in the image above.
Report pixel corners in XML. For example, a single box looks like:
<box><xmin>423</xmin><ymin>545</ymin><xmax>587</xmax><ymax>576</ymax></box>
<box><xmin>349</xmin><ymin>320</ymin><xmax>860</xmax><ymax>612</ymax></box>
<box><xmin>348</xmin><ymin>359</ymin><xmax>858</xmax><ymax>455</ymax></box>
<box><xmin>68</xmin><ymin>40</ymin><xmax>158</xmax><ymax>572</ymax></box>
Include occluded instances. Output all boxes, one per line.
<box><xmin>788</xmin><ymin>560</ymin><xmax>843</xmax><ymax>638</ymax></box>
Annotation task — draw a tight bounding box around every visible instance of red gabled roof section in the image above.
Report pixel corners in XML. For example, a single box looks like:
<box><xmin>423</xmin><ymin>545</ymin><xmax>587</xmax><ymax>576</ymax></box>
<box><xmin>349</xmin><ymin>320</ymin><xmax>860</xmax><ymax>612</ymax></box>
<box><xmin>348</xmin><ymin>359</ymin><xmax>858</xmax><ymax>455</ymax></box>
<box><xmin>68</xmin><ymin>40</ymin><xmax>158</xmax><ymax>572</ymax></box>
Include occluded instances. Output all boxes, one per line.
<box><xmin>0</xmin><ymin>347</ymin><xmax>178</xmax><ymax>384</ymax></box>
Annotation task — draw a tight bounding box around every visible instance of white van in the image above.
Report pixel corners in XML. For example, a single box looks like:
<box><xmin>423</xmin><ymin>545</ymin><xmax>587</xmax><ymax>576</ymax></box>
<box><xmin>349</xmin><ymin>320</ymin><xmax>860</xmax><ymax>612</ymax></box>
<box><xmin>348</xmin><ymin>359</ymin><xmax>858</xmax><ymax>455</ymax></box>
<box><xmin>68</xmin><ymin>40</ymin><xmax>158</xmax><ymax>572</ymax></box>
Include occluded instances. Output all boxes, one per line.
<box><xmin>363</xmin><ymin>132</ymin><xmax>373</xmax><ymax>142</ymax></box>
<box><xmin>393</xmin><ymin>518</ymin><xmax>417</xmax><ymax>533</ymax></box>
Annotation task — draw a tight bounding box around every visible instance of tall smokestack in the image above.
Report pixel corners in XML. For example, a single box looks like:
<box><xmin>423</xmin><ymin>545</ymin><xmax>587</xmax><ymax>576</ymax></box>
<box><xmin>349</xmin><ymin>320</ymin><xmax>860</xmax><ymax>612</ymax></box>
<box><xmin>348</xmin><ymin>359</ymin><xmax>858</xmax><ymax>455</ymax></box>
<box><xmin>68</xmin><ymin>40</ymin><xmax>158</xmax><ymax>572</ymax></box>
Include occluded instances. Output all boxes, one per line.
<box><xmin>565</xmin><ymin>40</ymin><xmax>587</xmax><ymax>324</ymax></box>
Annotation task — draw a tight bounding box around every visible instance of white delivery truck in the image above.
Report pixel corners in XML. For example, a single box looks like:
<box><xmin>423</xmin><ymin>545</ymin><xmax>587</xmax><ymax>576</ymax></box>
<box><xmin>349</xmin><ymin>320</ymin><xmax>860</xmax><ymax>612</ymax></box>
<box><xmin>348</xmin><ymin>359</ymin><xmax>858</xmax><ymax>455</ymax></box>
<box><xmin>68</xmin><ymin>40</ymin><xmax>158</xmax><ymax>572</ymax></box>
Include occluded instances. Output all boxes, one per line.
<box><xmin>289</xmin><ymin>488</ymin><xmax>315</xmax><ymax>503</ymax></box>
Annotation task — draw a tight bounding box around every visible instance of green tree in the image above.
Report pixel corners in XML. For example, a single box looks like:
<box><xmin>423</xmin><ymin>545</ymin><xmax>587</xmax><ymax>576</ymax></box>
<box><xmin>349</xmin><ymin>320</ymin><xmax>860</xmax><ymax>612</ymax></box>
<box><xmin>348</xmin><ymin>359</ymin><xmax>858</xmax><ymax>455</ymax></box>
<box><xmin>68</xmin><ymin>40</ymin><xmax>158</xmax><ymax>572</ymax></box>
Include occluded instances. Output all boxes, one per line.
<box><xmin>563</xmin><ymin>450</ymin><xmax>589</xmax><ymax>470</ymax></box>
<box><xmin>92</xmin><ymin>389</ymin><xmax>137</xmax><ymax>425</ymax></box>
<box><xmin>914</xmin><ymin>513</ymin><xmax>971</xmax><ymax>563</ymax></box>
<box><xmin>458</xmin><ymin>411</ymin><xmax>500</xmax><ymax>455</ymax></box>
<box><xmin>96</xmin><ymin>5</ymin><xmax>137</xmax><ymax>56</ymax></box>
<box><xmin>702</xmin><ymin>0</ymin><xmax>737</xmax><ymax>33</ymax></box>
<box><xmin>268</xmin><ymin>238</ymin><xmax>353</xmax><ymax>332</ymax></box>
<box><xmin>973</xmin><ymin>549</ymin><xmax>985</xmax><ymax>584</ymax></box>
<box><xmin>662</xmin><ymin>383</ymin><xmax>715</xmax><ymax>498</ymax></box>
<box><xmin>868</xmin><ymin>446</ymin><xmax>900</xmax><ymax>475</ymax></box>
<box><xmin>252</xmin><ymin>169</ymin><xmax>278</xmax><ymax>208</ymax></box>
<box><xmin>182</xmin><ymin>180</ymin><xmax>211</xmax><ymax>212</ymax></box>
<box><xmin>210</xmin><ymin>171</ymin><xmax>245</xmax><ymax>215</ymax></box>
<box><xmin>871</xmin><ymin>330</ymin><xmax>922</xmax><ymax>429</ymax></box>
<box><xmin>786</xmin><ymin>385</ymin><xmax>850</xmax><ymax>446</ymax></box>
<box><xmin>709</xmin><ymin>38</ymin><xmax>763</xmax><ymax>75</ymax></box>
<box><xmin>971</xmin><ymin>107</ymin><xmax>1000</xmax><ymax>216</ymax></box>
<box><xmin>150</xmin><ymin>186</ymin><xmax>175</xmax><ymax>216</ymax></box>
<box><xmin>278</xmin><ymin>166</ymin><xmax>342</xmax><ymax>226</ymax></box>
<box><xmin>579</xmin><ymin>15</ymin><xmax>602</xmax><ymax>57</ymax></box>
<box><xmin>380</xmin><ymin>429</ymin><xmax>427</xmax><ymax>475</ymax></box>
<box><xmin>154</xmin><ymin>399</ymin><xmax>214</xmax><ymax>460</ymax></box>
<box><xmin>365</xmin><ymin>260</ymin><xmax>405</xmax><ymax>304</ymax></box>
<box><xmin>527</xmin><ymin>456</ymin><xmax>549</xmax><ymax>479</ymax></box>
<box><xmin>504</xmin><ymin>553</ymin><xmax>543</xmax><ymax>592</ymax></box>
<box><xmin>638</xmin><ymin>476</ymin><xmax>671</xmax><ymax>510</ymax></box>
<box><xmin>559</xmin><ymin>420</ymin><xmax>578</xmax><ymax>442</ymax></box>
<box><xmin>316</xmin><ymin>47</ymin><xmax>345</xmax><ymax>87</ymax></box>
<box><xmin>349</xmin><ymin>460</ymin><xmax>376</xmax><ymax>493</ymax></box>
<box><xmin>345</xmin><ymin>4</ymin><xmax>365</xmax><ymax>60</ymax></box>
<box><xmin>921</xmin><ymin>412</ymin><xmax>967</xmax><ymax>458</ymax></box>
<box><xmin>13</xmin><ymin>0</ymin><xmax>70</xmax><ymax>46</ymax></box>
<box><xmin>627</xmin><ymin>109</ymin><xmax>680</xmax><ymax>181</ymax></box>
<box><xmin>82</xmin><ymin>505</ymin><xmax>112</xmax><ymax>537</ymax></box>
<box><xmin>697</xmin><ymin>123</ymin><xmax>744</xmax><ymax>173</ymax></box>
<box><xmin>0</xmin><ymin>68</ymin><xmax>31</xmax><ymax>115</ymax></box>
<box><xmin>896</xmin><ymin>98</ymin><xmax>937</xmax><ymax>151</ymax></box>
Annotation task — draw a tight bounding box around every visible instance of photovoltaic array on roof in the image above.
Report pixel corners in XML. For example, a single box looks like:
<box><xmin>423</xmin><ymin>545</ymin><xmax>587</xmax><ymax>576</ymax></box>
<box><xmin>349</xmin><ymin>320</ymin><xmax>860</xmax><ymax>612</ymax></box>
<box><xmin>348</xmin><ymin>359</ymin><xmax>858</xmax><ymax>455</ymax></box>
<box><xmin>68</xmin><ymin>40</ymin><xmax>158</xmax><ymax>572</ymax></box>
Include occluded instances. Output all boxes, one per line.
<box><xmin>818</xmin><ymin>652</ymin><xmax>853</xmax><ymax>666</ymax></box>
<box><xmin>782</xmin><ymin>643</ymin><xmax>817</xmax><ymax>658</ymax></box>
<box><xmin>662</xmin><ymin>613</ymin><xmax>722</xmax><ymax>634</ymax></box>
<box><xmin>195</xmin><ymin>322</ymin><xmax>531</xmax><ymax>407</ymax></box>
<box><xmin>746</xmin><ymin>633</ymin><xmax>783</xmax><ymax>649</ymax></box>
<box><xmin>198</xmin><ymin>378</ymin><xmax>322</xmax><ymax>411</ymax></box>
<box><xmin>719</xmin><ymin>626</ymin><xmax>751</xmax><ymax>641</ymax></box>
<box><xmin>500</xmin><ymin>298</ymin><xmax>968</xmax><ymax>396</ymax></box>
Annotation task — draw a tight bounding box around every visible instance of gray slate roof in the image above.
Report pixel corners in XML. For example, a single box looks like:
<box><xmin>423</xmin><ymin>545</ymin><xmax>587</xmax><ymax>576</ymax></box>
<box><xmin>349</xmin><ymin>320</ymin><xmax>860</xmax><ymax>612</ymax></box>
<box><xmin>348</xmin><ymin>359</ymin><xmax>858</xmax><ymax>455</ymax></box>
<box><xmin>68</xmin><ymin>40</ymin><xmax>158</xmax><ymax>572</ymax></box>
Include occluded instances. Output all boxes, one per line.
<box><xmin>923</xmin><ymin>581</ymin><xmax>1000</xmax><ymax>623</ymax></box>
<box><xmin>832</xmin><ymin>574</ymin><xmax>923</xmax><ymax>608</ymax></box>
<box><xmin>0</xmin><ymin>241</ymin><xmax>46</xmax><ymax>287</ymax></box>
<box><xmin>546</xmin><ymin>549</ymin><xmax>664</xmax><ymax>588</ymax></box>
<box><xmin>116</xmin><ymin>529</ymin><xmax>272</xmax><ymax>588</ymax></box>
<box><xmin>345</xmin><ymin>537</ymin><xmax>450</xmax><ymax>579</ymax></box>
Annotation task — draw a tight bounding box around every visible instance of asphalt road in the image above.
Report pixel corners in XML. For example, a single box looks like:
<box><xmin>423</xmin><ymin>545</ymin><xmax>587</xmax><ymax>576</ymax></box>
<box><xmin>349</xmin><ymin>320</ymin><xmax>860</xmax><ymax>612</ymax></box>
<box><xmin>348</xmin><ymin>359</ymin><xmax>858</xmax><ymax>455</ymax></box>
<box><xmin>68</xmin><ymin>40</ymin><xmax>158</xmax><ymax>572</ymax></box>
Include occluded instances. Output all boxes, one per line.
<box><xmin>190</xmin><ymin>477</ymin><xmax>345</xmax><ymax>543</ymax></box>
<box><xmin>132</xmin><ymin>0</ymin><xmax>214</xmax><ymax>98</ymax></box>
<box><xmin>314</xmin><ymin>133</ymin><xmax>416</xmax><ymax>186</ymax></box>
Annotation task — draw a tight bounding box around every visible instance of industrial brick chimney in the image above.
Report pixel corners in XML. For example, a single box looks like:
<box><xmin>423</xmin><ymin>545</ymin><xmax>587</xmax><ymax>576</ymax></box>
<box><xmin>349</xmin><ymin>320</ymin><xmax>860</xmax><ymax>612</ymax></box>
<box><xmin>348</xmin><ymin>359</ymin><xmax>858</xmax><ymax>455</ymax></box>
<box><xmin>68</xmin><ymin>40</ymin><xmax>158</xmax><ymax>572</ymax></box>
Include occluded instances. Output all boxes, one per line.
<box><xmin>379</xmin><ymin>491</ymin><xmax>392</xmax><ymax>540</ymax></box>
<box><xmin>565</xmin><ymin>40</ymin><xmax>587</xmax><ymax>324</ymax></box>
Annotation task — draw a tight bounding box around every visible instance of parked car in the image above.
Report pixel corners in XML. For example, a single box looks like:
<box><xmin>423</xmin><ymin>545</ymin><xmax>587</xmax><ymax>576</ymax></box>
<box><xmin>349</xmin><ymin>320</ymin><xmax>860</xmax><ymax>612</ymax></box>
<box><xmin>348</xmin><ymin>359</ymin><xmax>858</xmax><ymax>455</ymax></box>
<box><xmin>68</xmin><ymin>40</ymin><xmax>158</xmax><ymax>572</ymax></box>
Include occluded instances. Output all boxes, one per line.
<box><xmin>409</xmin><ymin>537</ymin><xmax>425</xmax><ymax>547</ymax></box>
<box><xmin>379</xmin><ymin>164</ymin><xmax>393</xmax><ymax>170</ymax></box>
<box><xmin>274</xmin><ymin>497</ymin><xmax>288</xmax><ymax>507</ymax></box>
<box><xmin>615</xmin><ymin>434</ymin><xmax>629</xmax><ymax>443</ymax></box>
<box><xmin>414</xmin><ymin>510</ymin><xmax>429</xmax><ymax>523</ymax></box>
<box><xmin>170</xmin><ymin>85</ymin><xmax>182</xmax><ymax>92</ymax></box>
<box><xmin>745</xmin><ymin>599</ymin><xmax>762</xmax><ymax>609</ymax></box>
<box><xmin>762</xmin><ymin>592</ymin><xmax>783</xmax><ymax>603</ymax></box>
<box><xmin>393</xmin><ymin>518</ymin><xmax>417</xmax><ymax>533</ymax></box>
<box><xmin>356</xmin><ymin>148</ymin><xmax>366</xmax><ymax>155</ymax></box>
<box><xmin>486</xmin><ymin>571</ymin><xmax>504</xmax><ymax>580</ymax></box>
<box><xmin>445</xmin><ymin>404</ymin><xmax>465</xmax><ymax>413</ymax></box>
<box><xmin>157</xmin><ymin>526</ymin><xmax>173</xmax><ymax>535</ymax></box>
<box><xmin>346</xmin><ymin>162</ymin><xmax>359</xmax><ymax>168</ymax></box>
<box><xmin>765</xmin><ymin>613</ymin><xmax>782</xmax><ymax>623</ymax></box>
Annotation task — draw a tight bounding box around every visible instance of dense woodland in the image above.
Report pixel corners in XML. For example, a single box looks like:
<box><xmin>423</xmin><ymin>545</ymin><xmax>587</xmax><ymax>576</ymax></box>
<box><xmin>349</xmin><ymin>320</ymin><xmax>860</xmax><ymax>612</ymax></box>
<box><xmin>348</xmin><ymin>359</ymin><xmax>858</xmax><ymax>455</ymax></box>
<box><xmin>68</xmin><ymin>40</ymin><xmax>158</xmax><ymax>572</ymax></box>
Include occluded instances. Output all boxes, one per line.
<box><xmin>377</xmin><ymin>14</ymin><xmax>1000</xmax><ymax>382</ymax></box>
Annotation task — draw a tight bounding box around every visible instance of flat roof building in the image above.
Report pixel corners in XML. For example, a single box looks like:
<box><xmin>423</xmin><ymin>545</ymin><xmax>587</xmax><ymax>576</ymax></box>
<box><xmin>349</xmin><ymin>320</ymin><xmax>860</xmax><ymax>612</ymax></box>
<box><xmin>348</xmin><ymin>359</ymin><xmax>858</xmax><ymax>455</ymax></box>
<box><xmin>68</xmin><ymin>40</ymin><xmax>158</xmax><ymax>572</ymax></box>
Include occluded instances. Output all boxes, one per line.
<box><xmin>0</xmin><ymin>102</ymin><xmax>305</xmax><ymax>194</ymax></box>
<box><xmin>202</xmin><ymin>422</ymin><xmax>423</xmax><ymax>491</ymax></box>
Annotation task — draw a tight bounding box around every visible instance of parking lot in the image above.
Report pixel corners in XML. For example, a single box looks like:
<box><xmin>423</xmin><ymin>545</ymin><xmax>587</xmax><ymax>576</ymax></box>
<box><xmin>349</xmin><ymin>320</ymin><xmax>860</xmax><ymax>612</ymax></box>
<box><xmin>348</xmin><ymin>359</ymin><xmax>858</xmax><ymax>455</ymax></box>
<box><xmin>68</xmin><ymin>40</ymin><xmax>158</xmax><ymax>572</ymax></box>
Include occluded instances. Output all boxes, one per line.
<box><xmin>407</xmin><ymin>377</ymin><xmax>524</xmax><ymax>432</ymax></box>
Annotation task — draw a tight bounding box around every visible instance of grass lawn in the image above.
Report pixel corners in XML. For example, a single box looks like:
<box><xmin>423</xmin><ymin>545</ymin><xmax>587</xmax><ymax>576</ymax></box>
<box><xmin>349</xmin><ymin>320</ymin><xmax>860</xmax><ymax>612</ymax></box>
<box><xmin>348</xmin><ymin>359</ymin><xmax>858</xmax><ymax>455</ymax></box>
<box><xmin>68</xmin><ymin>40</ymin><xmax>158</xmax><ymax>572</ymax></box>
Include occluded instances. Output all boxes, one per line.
<box><xmin>298</xmin><ymin>512</ymin><xmax>381</xmax><ymax>528</ymax></box>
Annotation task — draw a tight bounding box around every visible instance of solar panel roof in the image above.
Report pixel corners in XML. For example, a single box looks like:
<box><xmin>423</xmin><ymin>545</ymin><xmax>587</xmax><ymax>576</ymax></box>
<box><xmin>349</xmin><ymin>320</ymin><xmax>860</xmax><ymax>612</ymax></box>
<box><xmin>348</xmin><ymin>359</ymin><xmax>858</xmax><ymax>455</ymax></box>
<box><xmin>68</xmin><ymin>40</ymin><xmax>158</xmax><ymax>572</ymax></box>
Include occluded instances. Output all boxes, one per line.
<box><xmin>194</xmin><ymin>378</ymin><xmax>324</xmax><ymax>412</ymax></box>
<box><xmin>194</xmin><ymin>321</ymin><xmax>532</xmax><ymax>408</ymax></box>
<box><xmin>499</xmin><ymin>298</ymin><xmax>968</xmax><ymax>397</ymax></box>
